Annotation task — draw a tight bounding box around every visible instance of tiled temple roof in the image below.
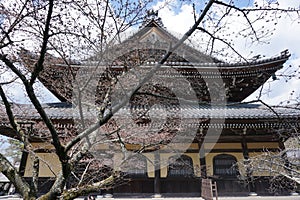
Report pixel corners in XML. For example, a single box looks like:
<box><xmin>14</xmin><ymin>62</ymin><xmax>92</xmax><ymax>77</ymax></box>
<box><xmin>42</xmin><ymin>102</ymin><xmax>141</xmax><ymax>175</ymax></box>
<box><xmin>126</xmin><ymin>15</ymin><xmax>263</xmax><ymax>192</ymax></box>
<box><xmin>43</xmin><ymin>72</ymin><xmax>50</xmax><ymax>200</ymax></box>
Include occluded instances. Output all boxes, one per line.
<box><xmin>4</xmin><ymin>102</ymin><xmax>299</xmax><ymax>121</ymax></box>
<box><xmin>20</xmin><ymin>18</ymin><xmax>290</xmax><ymax>103</ymax></box>
<box><xmin>0</xmin><ymin>102</ymin><xmax>299</xmax><ymax>140</ymax></box>
<box><xmin>100</xmin><ymin>49</ymin><xmax>289</xmax><ymax>69</ymax></box>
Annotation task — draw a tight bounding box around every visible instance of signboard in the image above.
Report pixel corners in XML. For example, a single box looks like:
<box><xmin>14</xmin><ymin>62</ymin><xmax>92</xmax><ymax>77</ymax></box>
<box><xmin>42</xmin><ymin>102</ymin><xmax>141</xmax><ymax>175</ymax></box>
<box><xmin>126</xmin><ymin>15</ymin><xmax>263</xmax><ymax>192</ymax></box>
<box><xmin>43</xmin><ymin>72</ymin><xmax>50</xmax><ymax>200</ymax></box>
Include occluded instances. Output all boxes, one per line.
<box><xmin>201</xmin><ymin>179</ymin><xmax>218</xmax><ymax>200</ymax></box>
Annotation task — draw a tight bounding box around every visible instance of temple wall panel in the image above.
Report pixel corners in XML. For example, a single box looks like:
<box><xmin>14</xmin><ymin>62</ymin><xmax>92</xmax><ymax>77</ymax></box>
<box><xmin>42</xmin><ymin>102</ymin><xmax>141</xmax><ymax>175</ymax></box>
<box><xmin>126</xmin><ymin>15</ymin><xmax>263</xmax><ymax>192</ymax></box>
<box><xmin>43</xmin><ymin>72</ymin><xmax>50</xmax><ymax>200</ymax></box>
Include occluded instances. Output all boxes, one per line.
<box><xmin>112</xmin><ymin>152</ymin><xmax>156</xmax><ymax>178</ymax></box>
<box><xmin>247</xmin><ymin>142</ymin><xmax>279</xmax><ymax>149</ymax></box>
<box><xmin>90</xmin><ymin>143</ymin><xmax>110</xmax><ymax>150</ymax></box>
<box><xmin>38</xmin><ymin>153</ymin><xmax>60</xmax><ymax>177</ymax></box>
<box><xmin>22</xmin><ymin>141</ymin><xmax>282</xmax><ymax>179</ymax></box>
<box><xmin>160</xmin><ymin>153</ymin><xmax>168</xmax><ymax>178</ymax></box>
<box><xmin>24</xmin><ymin>155</ymin><xmax>33</xmax><ymax>177</ymax></box>
<box><xmin>204</xmin><ymin>141</ymin><xmax>281</xmax><ymax>177</ymax></box>
<box><xmin>121</xmin><ymin>143</ymin><xmax>199</xmax><ymax>151</ymax></box>
<box><xmin>113</xmin><ymin>153</ymin><xmax>123</xmax><ymax>172</ymax></box>
<box><xmin>249</xmin><ymin>152</ymin><xmax>284</xmax><ymax>176</ymax></box>
<box><xmin>24</xmin><ymin>153</ymin><xmax>60</xmax><ymax>177</ymax></box>
<box><xmin>111</xmin><ymin>151</ymin><xmax>201</xmax><ymax>178</ymax></box>
<box><xmin>124</xmin><ymin>143</ymin><xmax>141</xmax><ymax>150</ymax></box>
<box><xmin>160</xmin><ymin>153</ymin><xmax>200</xmax><ymax>178</ymax></box>
<box><xmin>31</xmin><ymin>142</ymin><xmax>55</xmax><ymax>150</ymax></box>
<box><xmin>185</xmin><ymin>153</ymin><xmax>201</xmax><ymax>177</ymax></box>
<box><xmin>145</xmin><ymin>153</ymin><xmax>155</xmax><ymax>178</ymax></box>
<box><xmin>205</xmin><ymin>152</ymin><xmax>245</xmax><ymax>177</ymax></box>
<box><xmin>204</xmin><ymin>143</ymin><xmax>242</xmax><ymax>150</ymax></box>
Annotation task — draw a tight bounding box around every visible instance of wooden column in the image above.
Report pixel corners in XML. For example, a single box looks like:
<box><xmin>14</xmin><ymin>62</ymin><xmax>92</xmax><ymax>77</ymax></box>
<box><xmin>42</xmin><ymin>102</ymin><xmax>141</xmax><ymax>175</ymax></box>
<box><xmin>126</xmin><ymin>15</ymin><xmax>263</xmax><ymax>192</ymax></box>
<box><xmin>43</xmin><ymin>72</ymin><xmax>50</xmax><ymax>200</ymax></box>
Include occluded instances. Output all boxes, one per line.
<box><xmin>153</xmin><ymin>152</ymin><xmax>161</xmax><ymax>197</ymax></box>
<box><xmin>199</xmin><ymin>127</ymin><xmax>207</xmax><ymax>196</ymax></box>
<box><xmin>199</xmin><ymin>147</ymin><xmax>207</xmax><ymax>178</ymax></box>
<box><xmin>198</xmin><ymin>127</ymin><xmax>207</xmax><ymax>178</ymax></box>
<box><xmin>199</xmin><ymin>143</ymin><xmax>207</xmax><ymax>196</ymax></box>
<box><xmin>198</xmin><ymin>128</ymin><xmax>207</xmax><ymax>178</ymax></box>
<box><xmin>19</xmin><ymin>151</ymin><xmax>29</xmax><ymax>176</ymax></box>
<box><xmin>241</xmin><ymin>128</ymin><xmax>257</xmax><ymax>196</ymax></box>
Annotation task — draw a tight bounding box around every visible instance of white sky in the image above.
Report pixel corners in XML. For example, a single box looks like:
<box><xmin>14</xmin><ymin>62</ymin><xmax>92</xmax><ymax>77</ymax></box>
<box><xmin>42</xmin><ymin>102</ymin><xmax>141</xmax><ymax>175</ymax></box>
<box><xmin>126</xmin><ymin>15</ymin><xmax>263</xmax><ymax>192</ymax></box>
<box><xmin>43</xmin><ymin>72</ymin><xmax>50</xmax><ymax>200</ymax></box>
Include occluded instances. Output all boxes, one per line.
<box><xmin>153</xmin><ymin>0</ymin><xmax>300</xmax><ymax>105</ymax></box>
<box><xmin>2</xmin><ymin>0</ymin><xmax>300</xmax><ymax>106</ymax></box>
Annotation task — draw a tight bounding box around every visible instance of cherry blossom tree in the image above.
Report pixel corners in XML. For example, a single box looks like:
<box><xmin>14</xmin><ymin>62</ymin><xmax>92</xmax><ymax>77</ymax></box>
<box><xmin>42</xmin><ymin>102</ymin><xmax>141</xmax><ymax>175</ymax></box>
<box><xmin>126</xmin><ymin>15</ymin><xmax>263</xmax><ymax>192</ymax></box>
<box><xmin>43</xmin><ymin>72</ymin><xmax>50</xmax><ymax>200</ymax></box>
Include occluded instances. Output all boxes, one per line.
<box><xmin>0</xmin><ymin>0</ymin><xmax>299</xmax><ymax>199</ymax></box>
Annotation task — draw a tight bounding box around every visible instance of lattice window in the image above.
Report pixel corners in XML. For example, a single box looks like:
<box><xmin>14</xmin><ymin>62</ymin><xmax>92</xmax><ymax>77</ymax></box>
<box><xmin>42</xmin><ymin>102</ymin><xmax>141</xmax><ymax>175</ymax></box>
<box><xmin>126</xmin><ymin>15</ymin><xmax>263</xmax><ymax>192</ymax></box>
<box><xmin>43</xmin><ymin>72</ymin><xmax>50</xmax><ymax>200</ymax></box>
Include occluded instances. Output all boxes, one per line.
<box><xmin>122</xmin><ymin>155</ymin><xmax>147</xmax><ymax>177</ymax></box>
<box><xmin>168</xmin><ymin>155</ymin><xmax>194</xmax><ymax>177</ymax></box>
<box><xmin>213</xmin><ymin>154</ymin><xmax>239</xmax><ymax>177</ymax></box>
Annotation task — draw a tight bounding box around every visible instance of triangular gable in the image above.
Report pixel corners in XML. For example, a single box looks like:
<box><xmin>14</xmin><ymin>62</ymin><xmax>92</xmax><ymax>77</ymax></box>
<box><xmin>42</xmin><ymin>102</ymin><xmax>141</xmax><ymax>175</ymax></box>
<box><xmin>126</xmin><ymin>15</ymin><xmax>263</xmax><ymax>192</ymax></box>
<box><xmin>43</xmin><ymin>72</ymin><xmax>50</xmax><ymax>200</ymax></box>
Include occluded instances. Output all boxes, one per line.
<box><xmin>122</xmin><ymin>19</ymin><xmax>219</xmax><ymax>63</ymax></box>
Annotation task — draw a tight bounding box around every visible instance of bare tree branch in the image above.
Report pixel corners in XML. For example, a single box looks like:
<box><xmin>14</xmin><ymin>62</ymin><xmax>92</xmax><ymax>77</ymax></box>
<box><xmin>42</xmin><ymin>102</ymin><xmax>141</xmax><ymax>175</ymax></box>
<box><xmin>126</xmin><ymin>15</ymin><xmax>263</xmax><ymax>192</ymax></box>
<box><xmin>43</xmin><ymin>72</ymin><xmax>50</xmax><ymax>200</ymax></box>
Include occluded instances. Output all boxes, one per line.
<box><xmin>30</xmin><ymin>0</ymin><xmax>54</xmax><ymax>85</ymax></box>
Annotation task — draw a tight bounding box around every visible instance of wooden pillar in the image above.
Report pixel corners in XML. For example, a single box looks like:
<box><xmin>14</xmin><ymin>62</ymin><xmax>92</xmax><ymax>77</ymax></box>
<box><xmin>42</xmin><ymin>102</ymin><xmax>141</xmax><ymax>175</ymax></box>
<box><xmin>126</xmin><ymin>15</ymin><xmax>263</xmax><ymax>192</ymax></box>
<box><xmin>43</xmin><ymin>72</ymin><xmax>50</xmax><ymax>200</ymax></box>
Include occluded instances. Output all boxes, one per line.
<box><xmin>199</xmin><ymin>127</ymin><xmax>207</xmax><ymax>178</ymax></box>
<box><xmin>199</xmin><ymin>144</ymin><xmax>206</xmax><ymax>196</ymax></box>
<box><xmin>198</xmin><ymin>127</ymin><xmax>207</xmax><ymax>196</ymax></box>
<box><xmin>19</xmin><ymin>151</ymin><xmax>29</xmax><ymax>176</ymax></box>
<box><xmin>199</xmin><ymin>147</ymin><xmax>207</xmax><ymax>178</ymax></box>
<box><xmin>153</xmin><ymin>152</ymin><xmax>161</xmax><ymax>197</ymax></box>
<box><xmin>241</xmin><ymin>128</ymin><xmax>257</xmax><ymax>196</ymax></box>
<box><xmin>198</xmin><ymin>128</ymin><xmax>207</xmax><ymax>178</ymax></box>
<box><xmin>32</xmin><ymin>156</ymin><xmax>39</xmax><ymax>193</ymax></box>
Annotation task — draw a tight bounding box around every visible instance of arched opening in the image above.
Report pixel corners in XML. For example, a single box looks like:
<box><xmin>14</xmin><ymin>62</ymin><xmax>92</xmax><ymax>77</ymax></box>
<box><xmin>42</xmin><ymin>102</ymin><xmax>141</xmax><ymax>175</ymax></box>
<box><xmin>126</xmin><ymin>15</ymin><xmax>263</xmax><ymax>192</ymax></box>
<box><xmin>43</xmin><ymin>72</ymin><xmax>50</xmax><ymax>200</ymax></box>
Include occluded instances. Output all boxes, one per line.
<box><xmin>115</xmin><ymin>154</ymin><xmax>153</xmax><ymax>195</ymax></box>
<box><xmin>213</xmin><ymin>154</ymin><xmax>239</xmax><ymax>177</ymax></box>
<box><xmin>168</xmin><ymin>155</ymin><xmax>194</xmax><ymax>177</ymax></box>
<box><xmin>121</xmin><ymin>154</ymin><xmax>148</xmax><ymax>178</ymax></box>
<box><xmin>160</xmin><ymin>155</ymin><xmax>200</xmax><ymax>196</ymax></box>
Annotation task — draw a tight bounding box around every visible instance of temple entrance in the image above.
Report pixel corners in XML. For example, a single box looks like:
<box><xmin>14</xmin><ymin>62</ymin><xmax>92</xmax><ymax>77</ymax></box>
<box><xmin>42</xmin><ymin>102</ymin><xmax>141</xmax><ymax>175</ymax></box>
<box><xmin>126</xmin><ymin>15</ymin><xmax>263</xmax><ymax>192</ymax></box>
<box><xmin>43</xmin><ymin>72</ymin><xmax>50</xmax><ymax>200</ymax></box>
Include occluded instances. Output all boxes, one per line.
<box><xmin>161</xmin><ymin>155</ymin><xmax>201</xmax><ymax>196</ymax></box>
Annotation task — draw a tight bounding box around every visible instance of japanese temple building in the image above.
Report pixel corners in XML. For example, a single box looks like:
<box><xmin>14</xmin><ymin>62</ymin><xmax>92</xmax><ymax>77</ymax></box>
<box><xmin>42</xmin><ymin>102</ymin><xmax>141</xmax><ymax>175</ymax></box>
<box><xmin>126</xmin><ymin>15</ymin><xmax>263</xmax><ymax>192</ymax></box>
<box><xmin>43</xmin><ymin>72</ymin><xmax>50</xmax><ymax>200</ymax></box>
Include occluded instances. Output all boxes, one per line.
<box><xmin>1</xmin><ymin>18</ymin><xmax>300</xmax><ymax>197</ymax></box>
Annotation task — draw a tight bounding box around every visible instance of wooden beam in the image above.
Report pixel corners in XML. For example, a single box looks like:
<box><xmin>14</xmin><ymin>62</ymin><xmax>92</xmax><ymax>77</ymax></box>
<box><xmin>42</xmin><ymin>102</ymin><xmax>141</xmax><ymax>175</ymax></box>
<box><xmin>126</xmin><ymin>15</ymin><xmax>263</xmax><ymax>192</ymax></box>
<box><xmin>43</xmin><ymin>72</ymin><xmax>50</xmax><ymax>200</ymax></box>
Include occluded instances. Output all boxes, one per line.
<box><xmin>241</xmin><ymin>129</ymin><xmax>256</xmax><ymax>195</ymax></box>
<box><xmin>154</xmin><ymin>152</ymin><xmax>161</xmax><ymax>196</ymax></box>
